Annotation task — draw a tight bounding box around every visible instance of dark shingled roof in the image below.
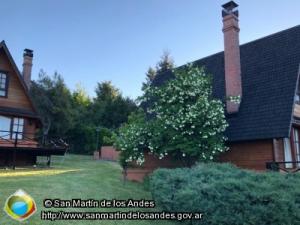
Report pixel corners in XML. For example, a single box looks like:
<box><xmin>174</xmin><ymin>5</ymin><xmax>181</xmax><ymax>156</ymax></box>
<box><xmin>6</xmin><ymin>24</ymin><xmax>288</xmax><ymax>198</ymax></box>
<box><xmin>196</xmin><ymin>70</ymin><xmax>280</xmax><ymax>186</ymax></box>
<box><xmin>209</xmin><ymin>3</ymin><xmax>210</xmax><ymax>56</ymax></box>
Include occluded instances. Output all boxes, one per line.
<box><xmin>152</xmin><ymin>25</ymin><xmax>300</xmax><ymax>142</ymax></box>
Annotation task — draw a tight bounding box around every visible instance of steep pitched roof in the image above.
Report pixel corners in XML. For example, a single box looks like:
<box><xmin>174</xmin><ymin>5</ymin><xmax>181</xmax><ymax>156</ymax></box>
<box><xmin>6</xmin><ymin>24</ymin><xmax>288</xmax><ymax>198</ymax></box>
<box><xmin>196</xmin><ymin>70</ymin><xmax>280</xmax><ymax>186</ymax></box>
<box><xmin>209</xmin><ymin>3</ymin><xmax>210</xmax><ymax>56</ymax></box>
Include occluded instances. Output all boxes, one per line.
<box><xmin>0</xmin><ymin>41</ymin><xmax>40</xmax><ymax>120</ymax></box>
<box><xmin>152</xmin><ymin>25</ymin><xmax>300</xmax><ymax>142</ymax></box>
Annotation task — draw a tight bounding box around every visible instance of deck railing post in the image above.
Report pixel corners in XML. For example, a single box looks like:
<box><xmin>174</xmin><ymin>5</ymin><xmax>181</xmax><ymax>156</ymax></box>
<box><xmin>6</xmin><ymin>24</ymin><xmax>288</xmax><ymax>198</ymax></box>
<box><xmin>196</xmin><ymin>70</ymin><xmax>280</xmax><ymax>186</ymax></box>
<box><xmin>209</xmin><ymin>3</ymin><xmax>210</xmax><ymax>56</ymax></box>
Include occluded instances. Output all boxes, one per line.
<box><xmin>47</xmin><ymin>156</ymin><xmax>51</xmax><ymax>167</ymax></box>
<box><xmin>42</xmin><ymin>133</ymin><xmax>48</xmax><ymax>147</ymax></box>
<box><xmin>14</xmin><ymin>131</ymin><xmax>18</xmax><ymax>148</ymax></box>
<box><xmin>12</xmin><ymin>149</ymin><xmax>16</xmax><ymax>170</ymax></box>
<box><xmin>12</xmin><ymin>131</ymin><xmax>19</xmax><ymax>170</ymax></box>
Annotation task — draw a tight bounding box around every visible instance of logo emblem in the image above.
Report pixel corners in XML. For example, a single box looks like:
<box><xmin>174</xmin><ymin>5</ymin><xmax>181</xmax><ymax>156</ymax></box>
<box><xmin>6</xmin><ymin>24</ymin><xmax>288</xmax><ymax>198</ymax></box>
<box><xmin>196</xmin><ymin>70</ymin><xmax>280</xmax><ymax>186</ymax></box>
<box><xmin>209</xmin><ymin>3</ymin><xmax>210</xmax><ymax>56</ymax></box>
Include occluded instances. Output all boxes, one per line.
<box><xmin>4</xmin><ymin>189</ymin><xmax>37</xmax><ymax>221</ymax></box>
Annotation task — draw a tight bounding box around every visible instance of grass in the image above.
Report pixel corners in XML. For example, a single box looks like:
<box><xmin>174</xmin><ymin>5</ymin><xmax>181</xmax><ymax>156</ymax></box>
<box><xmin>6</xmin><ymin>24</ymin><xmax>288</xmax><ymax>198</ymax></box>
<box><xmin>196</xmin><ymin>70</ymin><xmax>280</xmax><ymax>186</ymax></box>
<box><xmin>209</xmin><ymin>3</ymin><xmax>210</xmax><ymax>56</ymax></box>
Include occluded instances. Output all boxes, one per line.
<box><xmin>0</xmin><ymin>154</ymin><xmax>174</xmax><ymax>225</ymax></box>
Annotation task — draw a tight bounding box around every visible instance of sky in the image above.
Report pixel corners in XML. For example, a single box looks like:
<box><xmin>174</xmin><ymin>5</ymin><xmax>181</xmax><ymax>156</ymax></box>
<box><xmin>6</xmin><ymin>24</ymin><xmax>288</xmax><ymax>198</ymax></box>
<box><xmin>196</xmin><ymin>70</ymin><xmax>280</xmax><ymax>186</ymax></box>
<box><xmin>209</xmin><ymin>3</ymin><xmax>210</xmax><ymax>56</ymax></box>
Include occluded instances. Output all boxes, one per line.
<box><xmin>0</xmin><ymin>0</ymin><xmax>299</xmax><ymax>99</ymax></box>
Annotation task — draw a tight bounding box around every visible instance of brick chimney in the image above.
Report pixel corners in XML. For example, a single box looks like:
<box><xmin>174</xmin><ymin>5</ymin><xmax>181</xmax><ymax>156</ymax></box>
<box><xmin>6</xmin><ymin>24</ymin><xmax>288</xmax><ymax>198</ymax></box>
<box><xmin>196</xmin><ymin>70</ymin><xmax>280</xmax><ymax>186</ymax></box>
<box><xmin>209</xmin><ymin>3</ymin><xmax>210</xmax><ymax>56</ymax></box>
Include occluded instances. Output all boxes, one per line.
<box><xmin>222</xmin><ymin>1</ymin><xmax>242</xmax><ymax>114</ymax></box>
<box><xmin>22</xmin><ymin>49</ymin><xmax>33</xmax><ymax>89</ymax></box>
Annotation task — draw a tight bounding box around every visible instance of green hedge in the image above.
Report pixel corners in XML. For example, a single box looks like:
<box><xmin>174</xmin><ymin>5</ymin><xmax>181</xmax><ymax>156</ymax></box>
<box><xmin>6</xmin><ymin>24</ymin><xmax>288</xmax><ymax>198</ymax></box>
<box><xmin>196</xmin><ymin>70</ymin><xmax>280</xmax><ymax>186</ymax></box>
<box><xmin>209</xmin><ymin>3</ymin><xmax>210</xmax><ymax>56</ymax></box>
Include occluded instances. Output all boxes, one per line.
<box><xmin>150</xmin><ymin>163</ymin><xmax>300</xmax><ymax>225</ymax></box>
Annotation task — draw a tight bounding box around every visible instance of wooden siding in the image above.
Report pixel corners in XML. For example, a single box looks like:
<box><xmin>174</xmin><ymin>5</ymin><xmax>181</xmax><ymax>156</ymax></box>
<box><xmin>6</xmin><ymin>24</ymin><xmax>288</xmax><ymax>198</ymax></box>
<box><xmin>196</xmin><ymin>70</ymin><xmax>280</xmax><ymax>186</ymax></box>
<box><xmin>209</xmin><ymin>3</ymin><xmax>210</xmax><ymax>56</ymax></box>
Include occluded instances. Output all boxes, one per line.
<box><xmin>219</xmin><ymin>139</ymin><xmax>274</xmax><ymax>170</ymax></box>
<box><xmin>273</xmin><ymin>138</ymin><xmax>285</xmax><ymax>162</ymax></box>
<box><xmin>0</xmin><ymin>50</ymin><xmax>33</xmax><ymax>110</ymax></box>
<box><xmin>23</xmin><ymin>118</ymin><xmax>37</xmax><ymax>139</ymax></box>
<box><xmin>0</xmin><ymin>48</ymin><xmax>39</xmax><ymax>147</ymax></box>
<box><xmin>0</xmin><ymin>117</ymin><xmax>39</xmax><ymax>148</ymax></box>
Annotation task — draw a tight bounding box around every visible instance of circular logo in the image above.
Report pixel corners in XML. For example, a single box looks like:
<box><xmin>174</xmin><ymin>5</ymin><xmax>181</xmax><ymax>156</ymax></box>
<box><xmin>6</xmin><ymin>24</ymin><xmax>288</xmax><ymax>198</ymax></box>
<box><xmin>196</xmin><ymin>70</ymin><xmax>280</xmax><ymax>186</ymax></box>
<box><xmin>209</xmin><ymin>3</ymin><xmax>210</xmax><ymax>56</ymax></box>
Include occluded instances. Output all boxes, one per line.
<box><xmin>4</xmin><ymin>189</ymin><xmax>37</xmax><ymax>221</ymax></box>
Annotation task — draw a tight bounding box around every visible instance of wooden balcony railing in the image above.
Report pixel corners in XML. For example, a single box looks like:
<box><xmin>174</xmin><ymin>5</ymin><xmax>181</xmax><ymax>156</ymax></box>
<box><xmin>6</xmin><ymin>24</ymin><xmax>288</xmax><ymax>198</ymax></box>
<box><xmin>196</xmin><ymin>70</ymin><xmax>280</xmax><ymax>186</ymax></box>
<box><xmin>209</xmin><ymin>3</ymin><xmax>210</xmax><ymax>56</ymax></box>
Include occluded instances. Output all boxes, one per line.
<box><xmin>266</xmin><ymin>161</ymin><xmax>300</xmax><ymax>173</ymax></box>
<box><xmin>0</xmin><ymin>130</ymin><xmax>68</xmax><ymax>169</ymax></box>
<box><xmin>0</xmin><ymin>130</ymin><xmax>68</xmax><ymax>149</ymax></box>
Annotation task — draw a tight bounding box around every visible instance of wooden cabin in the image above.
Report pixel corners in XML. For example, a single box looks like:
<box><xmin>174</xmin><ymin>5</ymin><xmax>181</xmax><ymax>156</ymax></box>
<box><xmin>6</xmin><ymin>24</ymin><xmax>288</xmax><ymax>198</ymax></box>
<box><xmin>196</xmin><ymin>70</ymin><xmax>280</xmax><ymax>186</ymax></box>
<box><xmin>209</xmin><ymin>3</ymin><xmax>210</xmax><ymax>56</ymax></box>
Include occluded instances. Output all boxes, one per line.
<box><xmin>152</xmin><ymin>2</ymin><xmax>300</xmax><ymax>172</ymax></box>
<box><xmin>0</xmin><ymin>41</ymin><xmax>66</xmax><ymax>168</ymax></box>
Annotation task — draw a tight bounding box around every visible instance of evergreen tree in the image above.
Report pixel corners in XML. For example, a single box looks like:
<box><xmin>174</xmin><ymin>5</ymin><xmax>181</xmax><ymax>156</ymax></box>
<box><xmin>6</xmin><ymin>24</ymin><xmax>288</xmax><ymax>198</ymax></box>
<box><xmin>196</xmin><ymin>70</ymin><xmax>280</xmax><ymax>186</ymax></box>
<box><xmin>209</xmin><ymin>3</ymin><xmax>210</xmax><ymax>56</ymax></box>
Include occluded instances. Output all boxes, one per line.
<box><xmin>30</xmin><ymin>70</ymin><xmax>74</xmax><ymax>137</ymax></box>
<box><xmin>142</xmin><ymin>51</ymin><xmax>175</xmax><ymax>91</ymax></box>
<box><xmin>156</xmin><ymin>51</ymin><xmax>174</xmax><ymax>74</ymax></box>
<box><xmin>91</xmin><ymin>81</ymin><xmax>137</xmax><ymax>129</ymax></box>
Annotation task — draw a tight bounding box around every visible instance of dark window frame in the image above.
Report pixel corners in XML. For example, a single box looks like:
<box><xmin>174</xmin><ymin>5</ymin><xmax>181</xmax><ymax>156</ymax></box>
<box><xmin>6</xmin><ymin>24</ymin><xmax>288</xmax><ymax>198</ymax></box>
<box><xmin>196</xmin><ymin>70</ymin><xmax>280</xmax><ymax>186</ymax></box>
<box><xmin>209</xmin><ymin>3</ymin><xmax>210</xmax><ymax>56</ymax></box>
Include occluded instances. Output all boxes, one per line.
<box><xmin>0</xmin><ymin>115</ymin><xmax>12</xmax><ymax>139</ymax></box>
<box><xmin>0</xmin><ymin>70</ymin><xmax>9</xmax><ymax>98</ymax></box>
<box><xmin>291</xmin><ymin>127</ymin><xmax>300</xmax><ymax>168</ymax></box>
<box><xmin>0</xmin><ymin>116</ymin><xmax>25</xmax><ymax>140</ymax></box>
<box><xmin>10</xmin><ymin>117</ymin><xmax>25</xmax><ymax>140</ymax></box>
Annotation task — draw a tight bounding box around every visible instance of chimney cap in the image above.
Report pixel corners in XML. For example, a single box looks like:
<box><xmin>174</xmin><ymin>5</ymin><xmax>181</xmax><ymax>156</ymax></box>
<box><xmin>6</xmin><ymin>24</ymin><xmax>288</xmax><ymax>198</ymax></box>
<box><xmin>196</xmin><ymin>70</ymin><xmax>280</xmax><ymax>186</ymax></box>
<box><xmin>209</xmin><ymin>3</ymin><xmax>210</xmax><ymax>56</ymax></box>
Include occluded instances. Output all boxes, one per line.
<box><xmin>23</xmin><ymin>48</ymin><xmax>33</xmax><ymax>57</ymax></box>
<box><xmin>222</xmin><ymin>1</ymin><xmax>238</xmax><ymax>11</ymax></box>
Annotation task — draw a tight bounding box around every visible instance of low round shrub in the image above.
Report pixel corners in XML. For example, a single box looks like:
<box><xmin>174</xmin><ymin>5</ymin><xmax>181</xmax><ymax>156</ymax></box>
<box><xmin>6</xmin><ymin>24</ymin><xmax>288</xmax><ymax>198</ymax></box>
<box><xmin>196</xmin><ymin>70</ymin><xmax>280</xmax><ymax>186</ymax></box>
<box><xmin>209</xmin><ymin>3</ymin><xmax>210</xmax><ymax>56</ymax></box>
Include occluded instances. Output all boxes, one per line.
<box><xmin>150</xmin><ymin>163</ymin><xmax>300</xmax><ymax>225</ymax></box>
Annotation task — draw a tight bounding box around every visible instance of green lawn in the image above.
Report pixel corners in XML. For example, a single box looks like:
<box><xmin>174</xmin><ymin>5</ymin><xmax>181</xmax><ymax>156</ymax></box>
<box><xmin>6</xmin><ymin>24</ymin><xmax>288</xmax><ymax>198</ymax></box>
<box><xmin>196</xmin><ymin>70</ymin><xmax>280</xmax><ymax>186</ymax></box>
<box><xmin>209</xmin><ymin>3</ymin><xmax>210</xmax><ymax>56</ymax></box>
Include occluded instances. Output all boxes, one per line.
<box><xmin>0</xmin><ymin>154</ymin><xmax>174</xmax><ymax>225</ymax></box>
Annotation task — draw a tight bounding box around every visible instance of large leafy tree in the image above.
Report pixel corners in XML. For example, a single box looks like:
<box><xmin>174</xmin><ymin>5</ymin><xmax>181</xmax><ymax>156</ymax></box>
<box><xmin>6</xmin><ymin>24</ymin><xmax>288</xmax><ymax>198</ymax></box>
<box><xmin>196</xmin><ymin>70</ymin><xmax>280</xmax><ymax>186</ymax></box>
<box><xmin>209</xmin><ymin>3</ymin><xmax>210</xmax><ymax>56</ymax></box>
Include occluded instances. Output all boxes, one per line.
<box><xmin>115</xmin><ymin>64</ymin><xmax>228</xmax><ymax>166</ymax></box>
<box><xmin>31</xmin><ymin>73</ymin><xmax>137</xmax><ymax>154</ymax></box>
<box><xmin>30</xmin><ymin>70</ymin><xmax>74</xmax><ymax>137</ymax></box>
<box><xmin>91</xmin><ymin>81</ymin><xmax>137</xmax><ymax>129</ymax></box>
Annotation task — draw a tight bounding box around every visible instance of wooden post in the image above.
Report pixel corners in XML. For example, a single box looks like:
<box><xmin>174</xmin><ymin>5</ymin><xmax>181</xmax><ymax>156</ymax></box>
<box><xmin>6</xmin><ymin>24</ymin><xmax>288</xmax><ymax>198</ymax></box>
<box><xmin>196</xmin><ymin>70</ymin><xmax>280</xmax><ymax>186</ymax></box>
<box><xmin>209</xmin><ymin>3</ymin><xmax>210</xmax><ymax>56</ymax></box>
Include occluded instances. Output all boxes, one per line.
<box><xmin>47</xmin><ymin>156</ymin><xmax>51</xmax><ymax>167</ymax></box>
<box><xmin>13</xmin><ymin>131</ymin><xmax>18</xmax><ymax>170</ymax></box>
<box><xmin>12</xmin><ymin>150</ymin><xmax>16</xmax><ymax>170</ymax></box>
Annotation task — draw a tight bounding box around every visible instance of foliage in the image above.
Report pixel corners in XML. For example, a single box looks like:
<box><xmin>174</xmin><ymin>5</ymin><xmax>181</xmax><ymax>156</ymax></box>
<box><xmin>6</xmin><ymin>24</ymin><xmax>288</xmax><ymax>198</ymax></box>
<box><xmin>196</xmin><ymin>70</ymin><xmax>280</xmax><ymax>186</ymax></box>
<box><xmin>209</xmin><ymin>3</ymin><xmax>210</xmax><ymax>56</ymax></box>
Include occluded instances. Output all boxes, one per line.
<box><xmin>95</xmin><ymin>81</ymin><xmax>119</xmax><ymax>102</ymax></box>
<box><xmin>142</xmin><ymin>51</ymin><xmax>175</xmax><ymax>91</ymax></box>
<box><xmin>227</xmin><ymin>95</ymin><xmax>242</xmax><ymax>104</ymax></box>
<box><xmin>30</xmin><ymin>70</ymin><xmax>74</xmax><ymax>137</ymax></box>
<box><xmin>155</xmin><ymin>51</ymin><xmax>175</xmax><ymax>74</ymax></box>
<box><xmin>114</xmin><ymin>110</ymin><xmax>149</xmax><ymax>167</ymax></box>
<box><xmin>30</xmin><ymin>71</ymin><xmax>136</xmax><ymax>154</ymax></box>
<box><xmin>99</xmin><ymin>127</ymin><xmax>115</xmax><ymax>146</ymax></box>
<box><xmin>72</xmin><ymin>83</ymin><xmax>91</xmax><ymax>107</ymax></box>
<box><xmin>68</xmin><ymin>125</ymin><xmax>96</xmax><ymax>154</ymax></box>
<box><xmin>68</xmin><ymin>126</ymin><xmax>115</xmax><ymax>154</ymax></box>
<box><xmin>116</xmin><ymin>63</ymin><xmax>228</xmax><ymax>165</ymax></box>
<box><xmin>90</xmin><ymin>81</ymin><xmax>138</xmax><ymax>129</ymax></box>
<box><xmin>150</xmin><ymin>164</ymin><xmax>300</xmax><ymax>225</ymax></box>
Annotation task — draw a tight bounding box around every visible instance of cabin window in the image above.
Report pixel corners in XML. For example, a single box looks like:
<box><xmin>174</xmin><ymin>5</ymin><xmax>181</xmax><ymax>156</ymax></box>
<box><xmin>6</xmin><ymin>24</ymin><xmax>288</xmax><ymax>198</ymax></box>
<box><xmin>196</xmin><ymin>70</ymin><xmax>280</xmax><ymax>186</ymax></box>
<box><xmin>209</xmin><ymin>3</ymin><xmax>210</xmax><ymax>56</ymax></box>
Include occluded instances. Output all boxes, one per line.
<box><xmin>12</xmin><ymin>118</ymin><xmax>24</xmax><ymax>140</ymax></box>
<box><xmin>0</xmin><ymin>72</ymin><xmax>8</xmax><ymax>97</ymax></box>
<box><xmin>0</xmin><ymin>116</ymin><xmax>11</xmax><ymax>139</ymax></box>
<box><xmin>283</xmin><ymin>138</ymin><xmax>293</xmax><ymax>168</ymax></box>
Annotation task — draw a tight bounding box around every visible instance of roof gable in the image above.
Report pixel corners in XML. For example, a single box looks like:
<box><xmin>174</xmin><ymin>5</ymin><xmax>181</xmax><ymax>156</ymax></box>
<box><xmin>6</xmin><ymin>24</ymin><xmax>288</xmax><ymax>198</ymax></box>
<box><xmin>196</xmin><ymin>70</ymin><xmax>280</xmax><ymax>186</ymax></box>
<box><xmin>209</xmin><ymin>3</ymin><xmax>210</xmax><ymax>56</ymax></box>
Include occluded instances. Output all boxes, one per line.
<box><xmin>0</xmin><ymin>41</ymin><xmax>39</xmax><ymax>117</ymax></box>
<box><xmin>153</xmin><ymin>25</ymin><xmax>300</xmax><ymax>141</ymax></box>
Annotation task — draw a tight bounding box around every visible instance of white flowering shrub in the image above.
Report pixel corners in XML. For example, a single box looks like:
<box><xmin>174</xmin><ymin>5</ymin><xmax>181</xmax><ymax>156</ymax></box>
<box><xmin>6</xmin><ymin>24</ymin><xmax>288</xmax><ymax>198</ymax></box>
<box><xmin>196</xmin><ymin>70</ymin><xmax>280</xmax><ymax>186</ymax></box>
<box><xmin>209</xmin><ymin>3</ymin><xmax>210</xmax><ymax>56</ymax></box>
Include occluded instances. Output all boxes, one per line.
<box><xmin>227</xmin><ymin>95</ymin><xmax>241</xmax><ymax>104</ymax></box>
<box><xmin>113</xmin><ymin>110</ymin><xmax>149</xmax><ymax>167</ymax></box>
<box><xmin>115</xmin><ymin>64</ymin><xmax>228</xmax><ymax>166</ymax></box>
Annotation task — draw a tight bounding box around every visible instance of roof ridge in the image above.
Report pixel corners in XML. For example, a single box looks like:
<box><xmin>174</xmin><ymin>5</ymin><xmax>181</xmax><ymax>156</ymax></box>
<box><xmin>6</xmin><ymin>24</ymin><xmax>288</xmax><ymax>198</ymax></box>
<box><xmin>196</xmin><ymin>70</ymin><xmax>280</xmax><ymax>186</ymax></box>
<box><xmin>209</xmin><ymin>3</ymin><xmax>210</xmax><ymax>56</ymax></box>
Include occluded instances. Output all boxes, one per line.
<box><xmin>191</xmin><ymin>25</ymin><xmax>300</xmax><ymax>65</ymax></box>
<box><xmin>239</xmin><ymin>24</ymin><xmax>300</xmax><ymax>48</ymax></box>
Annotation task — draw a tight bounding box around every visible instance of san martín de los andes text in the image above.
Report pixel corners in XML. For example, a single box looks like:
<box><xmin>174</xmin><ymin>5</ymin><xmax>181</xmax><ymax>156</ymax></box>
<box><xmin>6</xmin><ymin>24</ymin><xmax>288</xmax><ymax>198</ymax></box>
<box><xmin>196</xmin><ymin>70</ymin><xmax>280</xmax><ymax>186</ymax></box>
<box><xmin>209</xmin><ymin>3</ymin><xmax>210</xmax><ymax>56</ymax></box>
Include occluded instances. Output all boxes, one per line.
<box><xmin>44</xmin><ymin>199</ymin><xmax>156</xmax><ymax>209</ymax></box>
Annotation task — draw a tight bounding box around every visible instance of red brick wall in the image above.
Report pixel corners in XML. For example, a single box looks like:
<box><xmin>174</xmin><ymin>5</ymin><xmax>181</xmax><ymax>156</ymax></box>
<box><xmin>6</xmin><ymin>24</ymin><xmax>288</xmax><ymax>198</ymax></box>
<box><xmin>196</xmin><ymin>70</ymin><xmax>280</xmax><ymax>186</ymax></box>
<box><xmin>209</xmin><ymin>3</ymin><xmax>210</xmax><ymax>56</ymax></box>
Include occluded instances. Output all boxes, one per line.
<box><xmin>219</xmin><ymin>139</ymin><xmax>275</xmax><ymax>170</ymax></box>
<box><xmin>100</xmin><ymin>146</ymin><xmax>119</xmax><ymax>161</ymax></box>
<box><xmin>142</xmin><ymin>152</ymin><xmax>181</xmax><ymax>169</ymax></box>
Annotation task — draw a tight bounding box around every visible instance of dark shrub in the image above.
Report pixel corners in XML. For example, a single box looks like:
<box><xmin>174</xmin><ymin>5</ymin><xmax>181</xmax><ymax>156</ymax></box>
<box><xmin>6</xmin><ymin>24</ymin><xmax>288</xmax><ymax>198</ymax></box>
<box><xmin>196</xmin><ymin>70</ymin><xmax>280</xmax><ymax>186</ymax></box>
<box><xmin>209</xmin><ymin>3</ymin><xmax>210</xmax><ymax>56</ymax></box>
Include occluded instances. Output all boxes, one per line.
<box><xmin>150</xmin><ymin>163</ymin><xmax>300</xmax><ymax>225</ymax></box>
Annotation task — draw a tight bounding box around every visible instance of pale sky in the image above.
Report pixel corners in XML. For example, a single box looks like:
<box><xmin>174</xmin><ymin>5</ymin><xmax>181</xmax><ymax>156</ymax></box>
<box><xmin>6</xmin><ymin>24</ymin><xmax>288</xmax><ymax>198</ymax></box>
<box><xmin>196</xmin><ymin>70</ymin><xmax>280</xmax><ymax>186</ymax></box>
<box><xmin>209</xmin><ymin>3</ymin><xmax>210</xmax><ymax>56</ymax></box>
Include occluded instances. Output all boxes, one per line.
<box><xmin>0</xmin><ymin>0</ymin><xmax>299</xmax><ymax>99</ymax></box>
